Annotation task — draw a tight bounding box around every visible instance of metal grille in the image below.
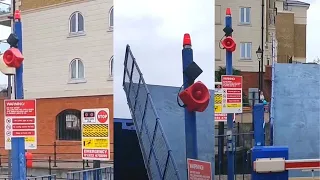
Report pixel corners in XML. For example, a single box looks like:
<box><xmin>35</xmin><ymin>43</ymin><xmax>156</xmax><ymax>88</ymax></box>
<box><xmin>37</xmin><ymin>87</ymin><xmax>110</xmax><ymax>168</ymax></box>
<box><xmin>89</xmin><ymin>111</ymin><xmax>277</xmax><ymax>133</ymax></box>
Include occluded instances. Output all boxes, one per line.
<box><xmin>122</xmin><ymin>45</ymin><xmax>181</xmax><ymax>180</ymax></box>
<box><xmin>56</xmin><ymin>109</ymin><xmax>81</xmax><ymax>141</ymax></box>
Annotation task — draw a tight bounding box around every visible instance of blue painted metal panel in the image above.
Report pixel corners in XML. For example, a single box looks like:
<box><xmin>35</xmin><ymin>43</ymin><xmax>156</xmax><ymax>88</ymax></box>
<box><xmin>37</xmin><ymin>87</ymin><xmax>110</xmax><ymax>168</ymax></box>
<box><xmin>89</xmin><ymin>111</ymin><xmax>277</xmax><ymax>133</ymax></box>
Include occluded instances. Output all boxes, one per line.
<box><xmin>251</xmin><ymin>146</ymin><xmax>289</xmax><ymax>180</ymax></box>
<box><xmin>147</xmin><ymin>85</ymin><xmax>215</xmax><ymax>180</ymax></box>
<box><xmin>273</xmin><ymin>63</ymin><xmax>320</xmax><ymax>177</ymax></box>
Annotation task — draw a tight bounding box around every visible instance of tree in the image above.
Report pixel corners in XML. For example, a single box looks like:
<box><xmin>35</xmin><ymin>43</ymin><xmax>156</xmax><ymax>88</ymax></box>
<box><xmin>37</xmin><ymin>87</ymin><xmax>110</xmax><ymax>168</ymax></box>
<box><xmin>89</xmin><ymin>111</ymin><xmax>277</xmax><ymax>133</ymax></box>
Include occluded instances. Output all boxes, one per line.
<box><xmin>313</xmin><ymin>57</ymin><xmax>320</xmax><ymax>64</ymax></box>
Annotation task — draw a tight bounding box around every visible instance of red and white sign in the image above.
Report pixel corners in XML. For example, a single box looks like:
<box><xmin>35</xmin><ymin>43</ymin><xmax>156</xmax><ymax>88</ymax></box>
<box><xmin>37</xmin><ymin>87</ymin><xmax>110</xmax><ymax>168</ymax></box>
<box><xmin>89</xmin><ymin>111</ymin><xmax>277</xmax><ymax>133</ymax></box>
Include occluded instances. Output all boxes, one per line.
<box><xmin>82</xmin><ymin>149</ymin><xmax>109</xmax><ymax>159</ymax></box>
<box><xmin>221</xmin><ymin>75</ymin><xmax>243</xmax><ymax>113</ymax></box>
<box><xmin>215</xmin><ymin>113</ymin><xmax>236</xmax><ymax>122</ymax></box>
<box><xmin>4</xmin><ymin>99</ymin><xmax>37</xmax><ymax>150</ymax></box>
<box><xmin>97</xmin><ymin>110</ymin><xmax>108</xmax><ymax>123</ymax></box>
<box><xmin>81</xmin><ymin>108</ymin><xmax>110</xmax><ymax>161</ymax></box>
<box><xmin>187</xmin><ymin>159</ymin><xmax>212</xmax><ymax>180</ymax></box>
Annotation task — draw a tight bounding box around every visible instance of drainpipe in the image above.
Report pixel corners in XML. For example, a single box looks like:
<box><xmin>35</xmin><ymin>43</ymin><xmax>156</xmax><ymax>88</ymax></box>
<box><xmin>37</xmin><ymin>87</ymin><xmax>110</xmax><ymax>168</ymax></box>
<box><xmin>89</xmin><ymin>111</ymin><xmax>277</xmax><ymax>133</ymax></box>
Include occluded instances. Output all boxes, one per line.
<box><xmin>261</xmin><ymin>0</ymin><xmax>265</xmax><ymax>93</ymax></box>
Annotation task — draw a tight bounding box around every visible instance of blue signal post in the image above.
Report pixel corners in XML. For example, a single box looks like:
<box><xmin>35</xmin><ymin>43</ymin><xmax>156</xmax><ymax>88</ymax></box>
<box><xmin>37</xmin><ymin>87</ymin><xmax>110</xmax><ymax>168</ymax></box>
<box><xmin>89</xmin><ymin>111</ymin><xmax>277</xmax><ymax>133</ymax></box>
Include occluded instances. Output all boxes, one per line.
<box><xmin>11</xmin><ymin>11</ymin><xmax>27</xmax><ymax>180</ymax></box>
<box><xmin>225</xmin><ymin>9</ymin><xmax>235</xmax><ymax>180</ymax></box>
<box><xmin>182</xmin><ymin>34</ymin><xmax>198</xmax><ymax>159</ymax></box>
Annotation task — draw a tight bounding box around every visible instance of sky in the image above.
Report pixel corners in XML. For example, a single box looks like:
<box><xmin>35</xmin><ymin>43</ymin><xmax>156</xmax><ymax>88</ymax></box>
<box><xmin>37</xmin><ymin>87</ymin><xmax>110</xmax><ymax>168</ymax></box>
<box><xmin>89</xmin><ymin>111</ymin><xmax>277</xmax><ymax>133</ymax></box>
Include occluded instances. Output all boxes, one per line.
<box><xmin>113</xmin><ymin>0</ymin><xmax>215</xmax><ymax>118</ymax></box>
<box><xmin>0</xmin><ymin>0</ymin><xmax>318</xmax><ymax>117</ymax></box>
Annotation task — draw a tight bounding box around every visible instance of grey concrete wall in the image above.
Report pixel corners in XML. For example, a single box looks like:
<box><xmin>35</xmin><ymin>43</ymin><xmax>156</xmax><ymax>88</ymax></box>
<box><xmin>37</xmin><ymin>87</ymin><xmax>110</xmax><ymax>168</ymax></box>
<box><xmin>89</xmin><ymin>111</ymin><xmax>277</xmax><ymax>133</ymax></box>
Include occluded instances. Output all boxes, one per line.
<box><xmin>148</xmin><ymin>85</ymin><xmax>215</xmax><ymax>180</ymax></box>
<box><xmin>273</xmin><ymin>63</ymin><xmax>320</xmax><ymax>178</ymax></box>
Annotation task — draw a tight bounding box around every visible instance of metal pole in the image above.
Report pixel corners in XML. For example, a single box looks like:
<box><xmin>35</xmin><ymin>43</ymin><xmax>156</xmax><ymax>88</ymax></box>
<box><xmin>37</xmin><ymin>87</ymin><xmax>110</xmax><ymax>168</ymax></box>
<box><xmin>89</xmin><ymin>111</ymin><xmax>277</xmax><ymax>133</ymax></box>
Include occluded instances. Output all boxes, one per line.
<box><xmin>182</xmin><ymin>37</ymin><xmax>198</xmax><ymax>159</ymax></box>
<box><xmin>11</xmin><ymin>12</ymin><xmax>26</xmax><ymax>179</ymax></box>
<box><xmin>7</xmin><ymin>75</ymin><xmax>12</xmax><ymax>179</ymax></box>
<box><xmin>258</xmin><ymin>61</ymin><xmax>261</xmax><ymax>102</ymax></box>
<box><xmin>225</xmin><ymin>10</ymin><xmax>235</xmax><ymax>180</ymax></box>
<box><xmin>261</xmin><ymin>0</ymin><xmax>265</xmax><ymax>93</ymax></box>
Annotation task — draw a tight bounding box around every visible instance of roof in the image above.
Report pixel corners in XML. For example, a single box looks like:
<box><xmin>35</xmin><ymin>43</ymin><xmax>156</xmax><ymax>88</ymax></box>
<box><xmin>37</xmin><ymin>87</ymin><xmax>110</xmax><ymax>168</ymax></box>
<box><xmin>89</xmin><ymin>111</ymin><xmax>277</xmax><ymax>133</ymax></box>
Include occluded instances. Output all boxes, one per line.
<box><xmin>286</xmin><ymin>0</ymin><xmax>310</xmax><ymax>7</ymax></box>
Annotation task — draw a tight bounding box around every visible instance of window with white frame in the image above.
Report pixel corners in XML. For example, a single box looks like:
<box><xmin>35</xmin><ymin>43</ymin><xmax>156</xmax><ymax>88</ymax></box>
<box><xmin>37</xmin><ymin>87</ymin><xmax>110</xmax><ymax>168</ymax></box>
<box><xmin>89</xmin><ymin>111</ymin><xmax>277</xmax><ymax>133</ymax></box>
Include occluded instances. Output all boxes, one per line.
<box><xmin>69</xmin><ymin>11</ymin><xmax>84</xmax><ymax>34</ymax></box>
<box><xmin>240</xmin><ymin>42</ymin><xmax>252</xmax><ymax>60</ymax></box>
<box><xmin>109</xmin><ymin>7</ymin><xmax>114</xmax><ymax>30</ymax></box>
<box><xmin>239</xmin><ymin>7</ymin><xmax>251</xmax><ymax>24</ymax></box>
<box><xmin>70</xmin><ymin>58</ymin><xmax>85</xmax><ymax>79</ymax></box>
<box><xmin>109</xmin><ymin>56</ymin><xmax>114</xmax><ymax>78</ymax></box>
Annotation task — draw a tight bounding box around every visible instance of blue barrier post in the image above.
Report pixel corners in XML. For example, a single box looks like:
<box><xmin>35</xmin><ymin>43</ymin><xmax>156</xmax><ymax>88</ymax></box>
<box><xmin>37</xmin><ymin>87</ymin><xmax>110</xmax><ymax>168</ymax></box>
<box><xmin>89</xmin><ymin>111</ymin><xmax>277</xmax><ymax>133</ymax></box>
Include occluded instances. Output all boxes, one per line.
<box><xmin>11</xmin><ymin>11</ymin><xmax>26</xmax><ymax>179</ymax></box>
<box><xmin>225</xmin><ymin>9</ymin><xmax>234</xmax><ymax>180</ymax></box>
<box><xmin>251</xmin><ymin>146</ymin><xmax>289</xmax><ymax>180</ymax></box>
<box><xmin>253</xmin><ymin>104</ymin><xmax>265</xmax><ymax>146</ymax></box>
<box><xmin>182</xmin><ymin>35</ymin><xmax>198</xmax><ymax>159</ymax></box>
<box><xmin>12</xmin><ymin>137</ymin><xmax>26</xmax><ymax>180</ymax></box>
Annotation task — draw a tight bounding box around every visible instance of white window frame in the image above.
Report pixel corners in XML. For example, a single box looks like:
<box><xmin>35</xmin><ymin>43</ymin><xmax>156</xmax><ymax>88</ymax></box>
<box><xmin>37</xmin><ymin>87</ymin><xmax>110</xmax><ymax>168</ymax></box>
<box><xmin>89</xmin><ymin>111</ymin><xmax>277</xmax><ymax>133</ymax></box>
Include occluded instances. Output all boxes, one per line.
<box><xmin>109</xmin><ymin>56</ymin><xmax>114</xmax><ymax>79</ymax></box>
<box><xmin>239</xmin><ymin>7</ymin><xmax>251</xmax><ymax>25</ymax></box>
<box><xmin>109</xmin><ymin>7</ymin><xmax>114</xmax><ymax>31</ymax></box>
<box><xmin>69</xmin><ymin>58</ymin><xmax>86</xmax><ymax>84</ymax></box>
<box><xmin>240</xmin><ymin>42</ymin><xmax>252</xmax><ymax>60</ymax></box>
<box><xmin>69</xmin><ymin>11</ymin><xmax>85</xmax><ymax>35</ymax></box>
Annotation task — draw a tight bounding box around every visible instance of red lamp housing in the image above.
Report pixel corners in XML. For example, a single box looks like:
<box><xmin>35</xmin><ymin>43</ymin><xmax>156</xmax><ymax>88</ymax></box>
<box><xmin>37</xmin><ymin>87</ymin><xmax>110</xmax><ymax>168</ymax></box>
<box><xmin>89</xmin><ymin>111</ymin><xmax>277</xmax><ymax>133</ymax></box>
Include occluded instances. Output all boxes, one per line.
<box><xmin>221</xmin><ymin>37</ymin><xmax>236</xmax><ymax>52</ymax></box>
<box><xmin>183</xmin><ymin>33</ymin><xmax>191</xmax><ymax>46</ymax></box>
<box><xmin>25</xmin><ymin>152</ymin><xmax>33</xmax><ymax>168</ymax></box>
<box><xmin>3</xmin><ymin>48</ymin><xmax>24</xmax><ymax>68</ymax></box>
<box><xmin>179</xmin><ymin>81</ymin><xmax>210</xmax><ymax>112</ymax></box>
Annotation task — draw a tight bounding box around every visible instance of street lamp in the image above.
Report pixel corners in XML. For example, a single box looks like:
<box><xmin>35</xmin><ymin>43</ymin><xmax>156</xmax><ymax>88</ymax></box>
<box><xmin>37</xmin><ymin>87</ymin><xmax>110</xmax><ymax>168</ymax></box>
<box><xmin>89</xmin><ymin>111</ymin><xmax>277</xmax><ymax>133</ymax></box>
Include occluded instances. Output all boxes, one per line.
<box><xmin>256</xmin><ymin>46</ymin><xmax>263</xmax><ymax>101</ymax></box>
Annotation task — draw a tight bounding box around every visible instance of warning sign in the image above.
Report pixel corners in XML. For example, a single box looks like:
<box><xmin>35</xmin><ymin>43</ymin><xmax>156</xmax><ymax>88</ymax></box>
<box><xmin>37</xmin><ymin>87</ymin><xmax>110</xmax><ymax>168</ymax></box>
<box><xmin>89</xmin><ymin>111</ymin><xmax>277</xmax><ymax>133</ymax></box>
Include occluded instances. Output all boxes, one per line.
<box><xmin>81</xmin><ymin>108</ymin><xmax>110</xmax><ymax>161</ymax></box>
<box><xmin>4</xmin><ymin>99</ymin><xmax>37</xmax><ymax>150</ymax></box>
<box><xmin>83</xmin><ymin>138</ymin><xmax>109</xmax><ymax>149</ymax></box>
<box><xmin>187</xmin><ymin>158</ymin><xmax>212</xmax><ymax>180</ymax></box>
<box><xmin>221</xmin><ymin>75</ymin><xmax>243</xmax><ymax>113</ymax></box>
<box><xmin>82</xmin><ymin>124</ymin><xmax>108</xmax><ymax>137</ymax></box>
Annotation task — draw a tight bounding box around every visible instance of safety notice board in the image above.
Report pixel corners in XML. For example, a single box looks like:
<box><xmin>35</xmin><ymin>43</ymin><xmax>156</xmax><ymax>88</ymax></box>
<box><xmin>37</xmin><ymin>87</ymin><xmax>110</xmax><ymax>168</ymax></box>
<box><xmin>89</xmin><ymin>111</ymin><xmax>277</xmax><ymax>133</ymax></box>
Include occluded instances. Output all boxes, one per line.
<box><xmin>81</xmin><ymin>108</ymin><xmax>110</xmax><ymax>161</ymax></box>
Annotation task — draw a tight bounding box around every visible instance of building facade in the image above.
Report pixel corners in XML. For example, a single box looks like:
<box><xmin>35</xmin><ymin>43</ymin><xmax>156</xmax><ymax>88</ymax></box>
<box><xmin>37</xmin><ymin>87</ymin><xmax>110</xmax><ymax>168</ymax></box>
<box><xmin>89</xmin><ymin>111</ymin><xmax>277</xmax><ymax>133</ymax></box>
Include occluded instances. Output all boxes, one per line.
<box><xmin>0</xmin><ymin>0</ymin><xmax>114</xmax><ymax>161</ymax></box>
<box><xmin>215</xmin><ymin>0</ymin><xmax>309</xmax><ymax>100</ymax></box>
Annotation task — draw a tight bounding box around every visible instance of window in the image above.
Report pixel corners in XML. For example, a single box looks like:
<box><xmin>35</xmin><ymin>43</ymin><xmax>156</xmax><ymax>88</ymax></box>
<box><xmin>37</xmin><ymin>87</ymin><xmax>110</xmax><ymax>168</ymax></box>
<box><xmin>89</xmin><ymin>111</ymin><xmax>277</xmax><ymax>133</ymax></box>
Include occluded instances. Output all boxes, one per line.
<box><xmin>56</xmin><ymin>110</ymin><xmax>81</xmax><ymax>141</ymax></box>
<box><xmin>239</xmin><ymin>7</ymin><xmax>251</xmax><ymax>24</ymax></box>
<box><xmin>109</xmin><ymin>56</ymin><xmax>114</xmax><ymax>78</ymax></box>
<box><xmin>69</xmin><ymin>12</ymin><xmax>84</xmax><ymax>34</ymax></box>
<box><xmin>109</xmin><ymin>7</ymin><xmax>114</xmax><ymax>30</ymax></box>
<box><xmin>240</xmin><ymin>42</ymin><xmax>252</xmax><ymax>60</ymax></box>
<box><xmin>215</xmin><ymin>5</ymin><xmax>221</xmax><ymax>25</ymax></box>
<box><xmin>70</xmin><ymin>58</ymin><xmax>85</xmax><ymax>80</ymax></box>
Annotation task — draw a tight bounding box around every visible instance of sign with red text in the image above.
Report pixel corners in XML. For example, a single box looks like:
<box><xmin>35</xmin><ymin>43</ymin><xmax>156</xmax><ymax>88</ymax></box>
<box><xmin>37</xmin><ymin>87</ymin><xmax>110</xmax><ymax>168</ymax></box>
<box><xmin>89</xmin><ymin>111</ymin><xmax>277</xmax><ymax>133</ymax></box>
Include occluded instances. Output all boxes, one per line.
<box><xmin>187</xmin><ymin>159</ymin><xmax>212</xmax><ymax>180</ymax></box>
<box><xmin>81</xmin><ymin>108</ymin><xmax>110</xmax><ymax>161</ymax></box>
<box><xmin>4</xmin><ymin>99</ymin><xmax>37</xmax><ymax>150</ymax></box>
<box><xmin>221</xmin><ymin>75</ymin><xmax>243</xmax><ymax>113</ymax></box>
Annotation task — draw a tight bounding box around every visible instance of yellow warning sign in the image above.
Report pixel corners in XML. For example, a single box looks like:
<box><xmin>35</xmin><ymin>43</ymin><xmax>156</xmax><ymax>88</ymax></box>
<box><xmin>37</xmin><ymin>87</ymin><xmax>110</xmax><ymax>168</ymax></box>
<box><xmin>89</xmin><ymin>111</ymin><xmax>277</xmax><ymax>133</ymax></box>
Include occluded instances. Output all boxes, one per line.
<box><xmin>6</xmin><ymin>136</ymin><xmax>35</xmax><ymax>142</ymax></box>
<box><xmin>25</xmin><ymin>137</ymin><xmax>35</xmax><ymax>142</ymax></box>
<box><xmin>83</xmin><ymin>124</ymin><xmax>108</xmax><ymax>137</ymax></box>
<box><xmin>215</xmin><ymin>94</ymin><xmax>222</xmax><ymax>104</ymax></box>
<box><xmin>83</xmin><ymin>138</ymin><xmax>109</xmax><ymax>149</ymax></box>
<box><xmin>215</xmin><ymin>104</ymin><xmax>222</xmax><ymax>113</ymax></box>
<box><xmin>227</xmin><ymin>104</ymin><xmax>241</xmax><ymax>108</ymax></box>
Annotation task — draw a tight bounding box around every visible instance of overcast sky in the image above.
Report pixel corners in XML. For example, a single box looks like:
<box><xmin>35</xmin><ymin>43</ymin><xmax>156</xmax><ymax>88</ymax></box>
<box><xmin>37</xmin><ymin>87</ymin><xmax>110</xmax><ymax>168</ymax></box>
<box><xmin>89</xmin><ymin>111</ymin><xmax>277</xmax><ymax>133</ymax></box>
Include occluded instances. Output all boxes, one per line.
<box><xmin>113</xmin><ymin>0</ymin><xmax>215</xmax><ymax>118</ymax></box>
<box><xmin>0</xmin><ymin>0</ymin><xmax>318</xmax><ymax>118</ymax></box>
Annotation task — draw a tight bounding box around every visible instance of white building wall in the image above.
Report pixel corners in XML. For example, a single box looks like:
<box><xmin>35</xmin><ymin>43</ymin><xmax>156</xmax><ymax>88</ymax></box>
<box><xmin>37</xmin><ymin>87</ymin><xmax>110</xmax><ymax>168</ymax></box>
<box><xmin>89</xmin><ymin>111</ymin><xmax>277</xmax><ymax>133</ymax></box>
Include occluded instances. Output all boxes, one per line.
<box><xmin>21</xmin><ymin>0</ymin><xmax>113</xmax><ymax>99</ymax></box>
<box><xmin>215</xmin><ymin>0</ymin><xmax>264</xmax><ymax>72</ymax></box>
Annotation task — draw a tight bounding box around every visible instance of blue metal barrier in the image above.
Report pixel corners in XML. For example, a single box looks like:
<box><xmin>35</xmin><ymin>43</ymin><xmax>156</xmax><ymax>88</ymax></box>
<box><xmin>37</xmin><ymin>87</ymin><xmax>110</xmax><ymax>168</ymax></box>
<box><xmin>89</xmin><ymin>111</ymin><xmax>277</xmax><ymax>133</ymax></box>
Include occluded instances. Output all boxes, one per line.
<box><xmin>27</xmin><ymin>175</ymin><xmax>57</xmax><ymax>180</ymax></box>
<box><xmin>66</xmin><ymin>167</ymin><xmax>113</xmax><ymax>180</ymax></box>
<box><xmin>122</xmin><ymin>45</ymin><xmax>181</xmax><ymax>180</ymax></box>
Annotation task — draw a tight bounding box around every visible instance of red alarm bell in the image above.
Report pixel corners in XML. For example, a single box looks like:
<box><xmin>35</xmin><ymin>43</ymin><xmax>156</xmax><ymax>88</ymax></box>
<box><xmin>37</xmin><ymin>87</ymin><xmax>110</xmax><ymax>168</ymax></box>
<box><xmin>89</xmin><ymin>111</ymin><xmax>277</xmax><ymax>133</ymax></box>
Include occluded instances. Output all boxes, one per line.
<box><xmin>221</xmin><ymin>37</ymin><xmax>236</xmax><ymax>52</ymax></box>
<box><xmin>3</xmin><ymin>48</ymin><xmax>24</xmax><ymax>68</ymax></box>
<box><xmin>179</xmin><ymin>81</ymin><xmax>210</xmax><ymax>112</ymax></box>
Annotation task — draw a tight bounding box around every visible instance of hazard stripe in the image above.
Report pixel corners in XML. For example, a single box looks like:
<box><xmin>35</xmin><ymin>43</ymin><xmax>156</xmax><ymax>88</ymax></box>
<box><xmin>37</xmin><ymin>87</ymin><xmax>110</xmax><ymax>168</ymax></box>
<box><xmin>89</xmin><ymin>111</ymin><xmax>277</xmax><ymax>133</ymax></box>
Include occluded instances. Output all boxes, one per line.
<box><xmin>82</xmin><ymin>124</ymin><xmax>108</xmax><ymax>137</ymax></box>
<box><xmin>285</xmin><ymin>160</ymin><xmax>320</xmax><ymax>170</ymax></box>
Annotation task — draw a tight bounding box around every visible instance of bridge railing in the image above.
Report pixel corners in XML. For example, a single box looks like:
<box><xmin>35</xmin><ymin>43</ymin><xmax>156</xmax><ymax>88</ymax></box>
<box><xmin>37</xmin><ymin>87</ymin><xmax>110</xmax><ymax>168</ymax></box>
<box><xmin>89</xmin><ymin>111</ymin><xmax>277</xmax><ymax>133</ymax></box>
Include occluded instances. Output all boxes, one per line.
<box><xmin>27</xmin><ymin>175</ymin><xmax>57</xmax><ymax>180</ymax></box>
<box><xmin>66</xmin><ymin>167</ymin><xmax>113</xmax><ymax>180</ymax></box>
<box><xmin>122</xmin><ymin>45</ymin><xmax>181</xmax><ymax>180</ymax></box>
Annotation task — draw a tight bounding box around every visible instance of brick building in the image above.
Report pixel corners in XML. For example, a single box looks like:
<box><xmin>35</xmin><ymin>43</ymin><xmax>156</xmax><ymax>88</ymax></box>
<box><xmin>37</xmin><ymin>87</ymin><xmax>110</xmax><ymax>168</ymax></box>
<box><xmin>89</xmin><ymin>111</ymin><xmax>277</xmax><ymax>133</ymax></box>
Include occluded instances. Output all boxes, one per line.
<box><xmin>0</xmin><ymin>0</ymin><xmax>114</xmax><ymax>161</ymax></box>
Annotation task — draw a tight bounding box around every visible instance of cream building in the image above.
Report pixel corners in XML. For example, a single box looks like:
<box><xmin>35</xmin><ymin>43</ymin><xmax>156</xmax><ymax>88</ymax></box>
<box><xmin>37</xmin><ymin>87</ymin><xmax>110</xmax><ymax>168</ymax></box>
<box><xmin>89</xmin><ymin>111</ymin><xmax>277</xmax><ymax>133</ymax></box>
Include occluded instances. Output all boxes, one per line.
<box><xmin>215</xmin><ymin>0</ymin><xmax>309</xmax><ymax>73</ymax></box>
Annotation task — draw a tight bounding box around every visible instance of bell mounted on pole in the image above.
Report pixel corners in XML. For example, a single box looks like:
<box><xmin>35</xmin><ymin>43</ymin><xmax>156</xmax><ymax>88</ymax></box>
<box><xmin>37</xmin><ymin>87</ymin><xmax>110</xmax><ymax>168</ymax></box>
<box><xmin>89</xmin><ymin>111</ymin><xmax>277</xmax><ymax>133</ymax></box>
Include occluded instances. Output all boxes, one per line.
<box><xmin>221</xmin><ymin>37</ymin><xmax>236</xmax><ymax>52</ymax></box>
<box><xmin>178</xmin><ymin>81</ymin><xmax>210</xmax><ymax>112</ymax></box>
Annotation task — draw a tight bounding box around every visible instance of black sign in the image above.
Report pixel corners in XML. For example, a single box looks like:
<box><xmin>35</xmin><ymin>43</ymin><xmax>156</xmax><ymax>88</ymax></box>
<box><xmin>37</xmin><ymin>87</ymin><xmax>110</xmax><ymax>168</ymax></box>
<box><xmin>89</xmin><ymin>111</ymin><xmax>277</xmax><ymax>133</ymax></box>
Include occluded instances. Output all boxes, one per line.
<box><xmin>84</xmin><ymin>111</ymin><xmax>95</xmax><ymax>118</ymax></box>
